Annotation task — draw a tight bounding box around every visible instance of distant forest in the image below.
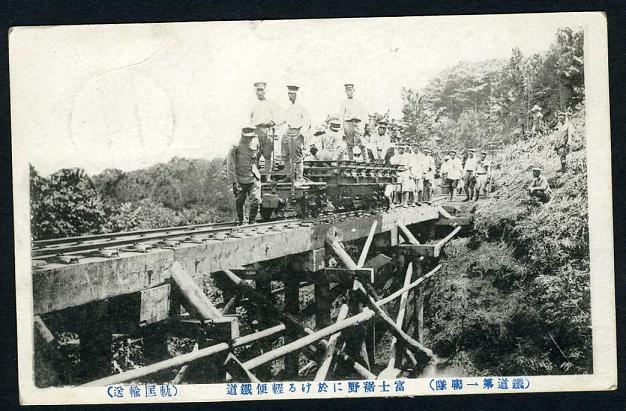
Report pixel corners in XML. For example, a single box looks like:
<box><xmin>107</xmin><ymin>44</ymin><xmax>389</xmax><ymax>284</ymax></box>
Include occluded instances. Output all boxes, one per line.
<box><xmin>30</xmin><ymin>27</ymin><xmax>584</xmax><ymax>240</ymax></box>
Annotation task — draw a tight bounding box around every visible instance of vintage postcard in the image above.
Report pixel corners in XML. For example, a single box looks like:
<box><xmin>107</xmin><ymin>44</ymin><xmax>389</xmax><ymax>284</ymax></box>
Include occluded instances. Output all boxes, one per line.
<box><xmin>11</xmin><ymin>12</ymin><xmax>615</xmax><ymax>405</ymax></box>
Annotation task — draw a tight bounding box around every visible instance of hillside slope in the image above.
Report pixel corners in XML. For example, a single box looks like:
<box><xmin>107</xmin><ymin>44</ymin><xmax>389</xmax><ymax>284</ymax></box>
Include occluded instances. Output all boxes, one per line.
<box><xmin>425</xmin><ymin>109</ymin><xmax>591</xmax><ymax>376</ymax></box>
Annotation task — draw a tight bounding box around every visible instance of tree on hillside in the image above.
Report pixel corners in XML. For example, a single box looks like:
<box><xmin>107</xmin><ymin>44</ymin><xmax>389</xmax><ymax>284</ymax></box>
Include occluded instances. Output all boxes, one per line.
<box><xmin>30</xmin><ymin>166</ymin><xmax>106</xmax><ymax>240</ymax></box>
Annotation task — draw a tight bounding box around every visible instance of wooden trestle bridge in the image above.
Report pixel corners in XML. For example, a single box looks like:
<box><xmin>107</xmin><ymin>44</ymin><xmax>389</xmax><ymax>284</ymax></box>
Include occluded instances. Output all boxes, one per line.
<box><xmin>32</xmin><ymin>200</ymin><xmax>471</xmax><ymax>387</ymax></box>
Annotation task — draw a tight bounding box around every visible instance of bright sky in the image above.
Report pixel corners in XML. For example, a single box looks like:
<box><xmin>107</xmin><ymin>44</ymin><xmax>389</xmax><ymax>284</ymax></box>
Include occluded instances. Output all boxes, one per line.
<box><xmin>10</xmin><ymin>13</ymin><xmax>585</xmax><ymax>175</ymax></box>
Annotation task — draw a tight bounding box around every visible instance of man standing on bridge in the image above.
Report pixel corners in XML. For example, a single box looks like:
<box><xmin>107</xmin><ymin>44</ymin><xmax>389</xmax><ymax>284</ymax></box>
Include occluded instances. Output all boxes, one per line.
<box><xmin>227</xmin><ymin>126</ymin><xmax>261</xmax><ymax>225</ymax></box>
<box><xmin>339</xmin><ymin>83</ymin><xmax>368</xmax><ymax>161</ymax></box>
<box><xmin>280</xmin><ymin>85</ymin><xmax>311</xmax><ymax>186</ymax></box>
<box><xmin>250</xmin><ymin>81</ymin><xmax>278</xmax><ymax>173</ymax></box>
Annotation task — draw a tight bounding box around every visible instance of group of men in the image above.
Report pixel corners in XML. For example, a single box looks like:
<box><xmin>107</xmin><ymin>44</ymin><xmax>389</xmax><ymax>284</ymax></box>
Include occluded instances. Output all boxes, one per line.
<box><xmin>226</xmin><ymin>80</ymin><xmax>567</xmax><ymax>224</ymax></box>
<box><xmin>227</xmin><ymin>81</ymin><xmax>375</xmax><ymax>224</ymax></box>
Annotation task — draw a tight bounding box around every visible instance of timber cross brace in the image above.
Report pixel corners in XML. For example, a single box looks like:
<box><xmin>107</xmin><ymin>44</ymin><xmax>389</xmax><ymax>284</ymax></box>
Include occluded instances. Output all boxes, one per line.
<box><xmin>31</xmin><ymin>203</ymin><xmax>471</xmax><ymax>386</ymax></box>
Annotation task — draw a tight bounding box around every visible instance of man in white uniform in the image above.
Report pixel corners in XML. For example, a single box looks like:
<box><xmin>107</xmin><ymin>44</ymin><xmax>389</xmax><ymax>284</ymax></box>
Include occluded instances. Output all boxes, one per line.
<box><xmin>279</xmin><ymin>85</ymin><xmax>311</xmax><ymax>186</ymax></box>
<box><xmin>250</xmin><ymin>82</ymin><xmax>278</xmax><ymax>173</ymax></box>
<box><xmin>371</xmin><ymin>120</ymin><xmax>391</xmax><ymax>161</ymax></box>
<box><xmin>462</xmin><ymin>149</ymin><xmax>478</xmax><ymax>202</ymax></box>
<box><xmin>339</xmin><ymin>83</ymin><xmax>368</xmax><ymax>161</ymax></box>
<box><xmin>422</xmin><ymin>147</ymin><xmax>436</xmax><ymax>202</ymax></box>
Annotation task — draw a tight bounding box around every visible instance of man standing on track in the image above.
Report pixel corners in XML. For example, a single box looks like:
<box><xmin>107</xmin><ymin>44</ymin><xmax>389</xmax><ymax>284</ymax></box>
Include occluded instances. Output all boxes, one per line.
<box><xmin>227</xmin><ymin>126</ymin><xmax>261</xmax><ymax>225</ymax></box>
<box><xmin>280</xmin><ymin>85</ymin><xmax>311</xmax><ymax>186</ymax></box>
<box><xmin>339</xmin><ymin>83</ymin><xmax>368</xmax><ymax>161</ymax></box>
<box><xmin>250</xmin><ymin>82</ymin><xmax>278</xmax><ymax>173</ymax></box>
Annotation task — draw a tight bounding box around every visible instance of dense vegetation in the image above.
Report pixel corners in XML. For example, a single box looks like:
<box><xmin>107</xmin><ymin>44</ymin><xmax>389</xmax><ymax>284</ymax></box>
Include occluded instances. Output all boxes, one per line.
<box><xmin>401</xmin><ymin>27</ymin><xmax>584</xmax><ymax>150</ymax></box>
<box><xmin>30</xmin><ymin>158</ymin><xmax>233</xmax><ymax>240</ymax></box>
<box><xmin>425</xmin><ymin>110</ymin><xmax>590</xmax><ymax>375</ymax></box>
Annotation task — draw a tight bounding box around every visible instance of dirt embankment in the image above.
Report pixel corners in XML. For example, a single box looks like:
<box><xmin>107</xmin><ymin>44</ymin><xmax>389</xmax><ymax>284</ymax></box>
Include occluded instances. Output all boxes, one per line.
<box><xmin>425</xmin><ymin>109</ymin><xmax>592</xmax><ymax>376</ymax></box>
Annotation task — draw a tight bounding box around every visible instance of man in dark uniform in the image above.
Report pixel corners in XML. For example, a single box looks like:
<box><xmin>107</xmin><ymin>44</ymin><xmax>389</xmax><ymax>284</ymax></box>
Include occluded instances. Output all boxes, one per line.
<box><xmin>227</xmin><ymin>126</ymin><xmax>262</xmax><ymax>225</ymax></box>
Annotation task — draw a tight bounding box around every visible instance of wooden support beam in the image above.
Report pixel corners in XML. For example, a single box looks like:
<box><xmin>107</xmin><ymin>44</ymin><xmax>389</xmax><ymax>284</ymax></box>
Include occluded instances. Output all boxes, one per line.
<box><xmin>355</xmin><ymin>282</ymin><xmax>435</xmax><ymax>360</ymax></box>
<box><xmin>314</xmin><ymin>272</ymin><xmax>331</xmax><ymax>329</ymax></box>
<box><xmin>377</xmin><ymin>264</ymin><xmax>441</xmax><ymax>307</ymax></box>
<box><xmin>224</xmin><ymin>353</ymin><xmax>261</xmax><ymax>383</ymax></box>
<box><xmin>171</xmin><ymin>261</ymin><xmax>222</xmax><ymax>320</ymax></box>
<box><xmin>78</xmin><ymin>300</ymin><xmax>112</xmax><ymax>380</ymax></box>
<box><xmin>241</xmin><ymin>309</ymin><xmax>375</xmax><ymax>371</ymax></box>
<box><xmin>357</xmin><ymin>221</ymin><xmax>378</xmax><ymax>267</ymax></box>
<box><xmin>82</xmin><ymin>324</ymin><xmax>287</xmax><ymax>386</ymax></box>
<box><xmin>324</xmin><ymin>267</ymin><xmax>375</xmax><ymax>284</ymax></box>
<box><xmin>437</xmin><ymin>205</ymin><xmax>455</xmax><ymax>220</ymax></box>
<box><xmin>385</xmin><ymin>262</ymin><xmax>414</xmax><ymax>373</ymax></box>
<box><xmin>172</xmin><ymin>343</ymin><xmax>197</xmax><ymax>384</ymax></box>
<box><xmin>397</xmin><ymin>243</ymin><xmax>438</xmax><ymax>258</ymax></box>
<box><xmin>327</xmin><ymin>239</ymin><xmax>359</xmax><ymax>270</ymax></box>
<box><xmin>435</xmin><ymin>216</ymin><xmax>472</xmax><ymax>227</ymax></box>
<box><xmin>436</xmin><ymin>226</ymin><xmax>462</xmax><ymax>249</ymax></box>
<box><xmin>34</xmin><ymin>315</ymin><xmax>75</xmax><ymax>384</ymax></box>
<box><xmin>314</xmin><ymin>304</ymin><xmax>349</xmax><ymax>381</ymax></box>
<box><xmin>284</xmin><ymin>269</ymin><xmax>301</xmax><ymax>378</ymax></box>
<box><xmin>397</xmin><ymin>221</ymin><xmax>420</xmax><ymax>245</ymax></box>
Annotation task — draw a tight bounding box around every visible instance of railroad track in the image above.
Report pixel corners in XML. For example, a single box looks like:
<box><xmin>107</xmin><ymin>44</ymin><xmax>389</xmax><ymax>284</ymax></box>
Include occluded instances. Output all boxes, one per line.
<box><xmin>31</xmin><ymin>200</ymin><xmax>449</xmax><ymax>263</ymax></box>
<box><xmin>31</xmin><ymin>208</ymin><xmax>394</xmax><ymax>261</ymax></box>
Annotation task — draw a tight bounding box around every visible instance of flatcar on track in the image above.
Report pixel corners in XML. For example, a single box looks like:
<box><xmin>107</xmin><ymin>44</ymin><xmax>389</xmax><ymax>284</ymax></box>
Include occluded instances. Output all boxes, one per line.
<box><xmin>259</xmin><ymin>160</ymin><xmax>404</xmax><ymax>220</ymax></box>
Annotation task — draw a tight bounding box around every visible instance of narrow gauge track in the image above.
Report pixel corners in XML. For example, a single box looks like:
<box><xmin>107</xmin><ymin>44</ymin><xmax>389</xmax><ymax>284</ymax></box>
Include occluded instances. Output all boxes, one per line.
<box><xmin>32</xmin><ymin>217</ymin><xmax>301</xmax><ymax>260</ymax></box>
<box><xmin>32</xmin><ymin>199</ymin><xmax>450</xmax><ymax>261</ymax></box>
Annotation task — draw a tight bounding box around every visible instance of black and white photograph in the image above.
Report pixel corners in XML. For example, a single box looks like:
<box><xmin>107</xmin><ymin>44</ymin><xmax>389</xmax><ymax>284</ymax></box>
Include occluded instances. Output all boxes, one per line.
<box><xmin>10</xmin><ymin>11</ymin><xmax>615</xmax><ymax>404</ymax></box>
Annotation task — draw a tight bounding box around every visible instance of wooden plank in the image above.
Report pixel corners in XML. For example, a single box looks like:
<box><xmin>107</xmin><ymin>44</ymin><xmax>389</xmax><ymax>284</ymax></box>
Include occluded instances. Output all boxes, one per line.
<box><xmin>324</xmin><ymin>267</ymin><xmax>375</xmax><ymax>284</ymax></box>
<box><xmin>140</xmin><ymin>284</ymin><xmax>171</xmax><ymax>325</ymax></box>
<box><xmin>357</xmin><ymin>221</ymin><xmax>378</xmax><ymax>267</ymax></box>
<box><xmin>33</xmin><ymin>249</ymin><xmax>174</xmax><ymax>315</ymax></box>
<box><xmin>434</xmin><ymin>216</ymin><xmax>472</xmax><ymax>227</ymax></box>
<box><xmin>397</xmin><ymin>221</ymin><xmax>420</xmax><ymax>245</ymax></box>
<box><xmin>397</xmin><ymin>243</ymin><xmax>438</xmax><ymax>258</ymax></box>
<box><xmin>303</xmin><ymin>248</ymin><xmax>326</xmax><ymax>272</ymax></box>
<box><xmin>387</xmin><ymin>262</ymin><xmax>414</xmax><ymax>370</ymax></box>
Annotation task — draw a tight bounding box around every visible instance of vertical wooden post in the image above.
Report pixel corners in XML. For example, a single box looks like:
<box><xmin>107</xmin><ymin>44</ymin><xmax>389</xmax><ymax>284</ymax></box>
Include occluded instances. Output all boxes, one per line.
<box><xmin>78</xmin><ymin>300</ymin><xmax>112</xmax><ymax>380</ymax></box>
<box><xmin>413</xmin><ymin>261</ymin><xmax>425</xmax><ymax>344</ymax></box>
<box><xmin>283</xmin><ymin>266</ymin><xmax>300</xmax><ymax>378</ymax></box>
<box><xmin>314</xmin><ymin>273</ymin><xmax>331</xmax><ymax>330</ymax></box>
<box><xmin>255</xmin><ymin>275</ymin><xmax>273</xmax><ymax>381</ymax></box>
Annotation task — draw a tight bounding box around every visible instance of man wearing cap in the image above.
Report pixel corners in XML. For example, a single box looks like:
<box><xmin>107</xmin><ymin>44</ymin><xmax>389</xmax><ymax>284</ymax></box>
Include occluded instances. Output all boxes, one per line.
<box><xmin>410</xmin><ymin>144</ymin><xmax>425</xmax><ymax>204</ymax></box>
<box><xmin>423</xmin><ymin>147</ymin><xmax>436</xmax><ymax>202</ymax></box>
<box><xmin>339</xmin><ymin>83</ymin><xmax>368</xmax><ymax>161</ymax></box>
<box><xmin>473</xmin><ymin>151</ymin><xmax>491</xmax><ymax>201</ymax></box>
<box><xmin>553</xmin><ymin>111</ymin><xmax>572</xmax><ymax>173</ymax></box>
<box><xmin>305</xmin><ymin>143</ymin><xmax>322</xmax><ymax>161</ymax></box>
<box><xmin>462</xmin><ymin>148</ymin><xmax>478</xmax><ymax>202</ymax></box>
<box><xmin>279</xmin><ymin>85</ymin><xmax>311</xmax><ymax>185</ymax></box>
<box><xmin>325</xmin><ymin>118</ymin><xmax>347</xmax><ymax>160</ymax></box>
<box><xmin>227</xmin><ymin>126</ymin><xmax>262</xmax><ymax>225</ymax></box>
<box><xmin>371</xmin><ymin>120</ymin><xmax>391</xmax><ymax>161</ymax></box>
<box><xmin>528</xmin><ymin>167</ymin><xmax>552</xmax><ymax>203</ymax></box>
<box><xmin>443</xmin><ymin>150</ymin><xmax>463</xmax><ymax>201</ymax></box>
<box><xmin>250</xmin><ymin>82</ymin><xmax>278</xmax><ymax>173</ymax></box>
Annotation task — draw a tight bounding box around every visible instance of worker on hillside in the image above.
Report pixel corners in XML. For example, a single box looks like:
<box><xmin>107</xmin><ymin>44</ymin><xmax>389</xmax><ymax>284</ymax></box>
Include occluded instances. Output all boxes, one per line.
<box><xmin>339</xmin><ymin>83</ymin><xmax>368</xmax><ymax>161</ymax></box>
<box><xmin>462</xmin><ymin>148</ymin><xmax>477</xmax><ymax>202</ymax></box>
<box><xmin>528</xmin><ymin>167</ymin><xmax>552</xmax><ymax>203</ymax></box>
<box><xmin>280</xmin><ymin>85</ymin><xmax>311</xmax><ymax>185</ymax></box>
<box><xmin>250</xmin><ymin>82</ymin><xmax>278</xmax><ymax>173</ymax></box>
<box><xmin>473</xmin><ymin>151</ymin><xmax>491</xmax><ymax>201</ymax></box>
<box><xmin>553</xmin><ymin>111</ymin><xmax>572</xmax><ymax>173</ymax></box>
<box><xmin>423</xmin><ymin>147</ymin><xmax>436</xmax><ymax>202</ymax></box>
<box><xmin>227</xmin><ymin>126</ymin><xmax>261</xmax><ymax>225</ymax></box>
